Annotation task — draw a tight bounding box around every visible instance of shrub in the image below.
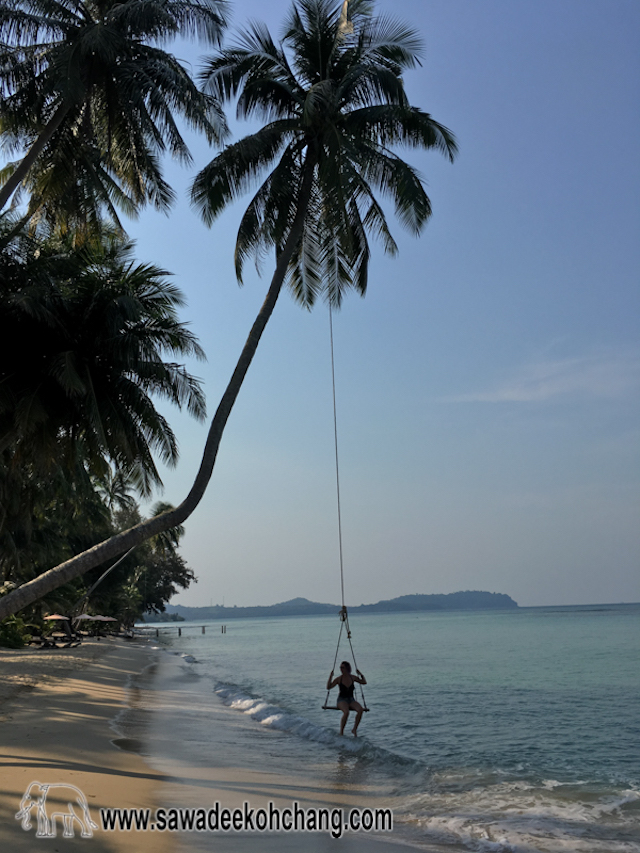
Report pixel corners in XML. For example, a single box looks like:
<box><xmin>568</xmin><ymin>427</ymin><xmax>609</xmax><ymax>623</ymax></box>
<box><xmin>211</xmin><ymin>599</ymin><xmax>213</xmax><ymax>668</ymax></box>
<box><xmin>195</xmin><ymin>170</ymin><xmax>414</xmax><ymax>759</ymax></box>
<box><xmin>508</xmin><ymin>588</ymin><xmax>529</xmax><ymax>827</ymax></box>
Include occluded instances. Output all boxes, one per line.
<box><xmin>0</xmin><ymin>615</ymin><xmax>30</xmax><ymax>648</ymax></box>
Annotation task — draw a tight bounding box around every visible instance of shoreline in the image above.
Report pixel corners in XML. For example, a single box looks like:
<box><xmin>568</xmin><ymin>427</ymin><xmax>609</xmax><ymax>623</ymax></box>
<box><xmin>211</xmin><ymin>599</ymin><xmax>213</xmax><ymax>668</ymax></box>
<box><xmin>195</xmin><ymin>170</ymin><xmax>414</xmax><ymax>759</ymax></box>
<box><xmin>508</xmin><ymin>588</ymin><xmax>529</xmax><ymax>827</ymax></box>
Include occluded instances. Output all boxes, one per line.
<box><xmin>0</xmin><ymin>637</ymin><xmax>174</xmax><ymax>853</ymax></box>
<box><xmin>142</xmin><ymin>649</ymin><xmax>440</xmax><ymax>853</ymax></box>
<box><xmin>0</xmin><ymin>637</ymin><xmax>441</xmax><ymax>852</ymax></box>
<box><xmin>8</xmin><ymin>621</ymin><xmax>635</xmax><ymax>853</ymax></box>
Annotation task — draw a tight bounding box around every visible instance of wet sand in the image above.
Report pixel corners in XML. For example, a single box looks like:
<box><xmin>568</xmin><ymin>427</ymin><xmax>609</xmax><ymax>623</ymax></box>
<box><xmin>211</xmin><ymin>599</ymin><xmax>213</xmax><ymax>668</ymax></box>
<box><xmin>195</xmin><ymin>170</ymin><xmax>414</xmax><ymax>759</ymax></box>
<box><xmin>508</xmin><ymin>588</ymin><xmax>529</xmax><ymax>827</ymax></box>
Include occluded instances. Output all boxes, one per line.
<box><xmin>0</xmin><ymin>638</ymin><xmax>173</xmax><ymax>853</ymax></box>
<box><xmin>0</xmin><ymin>637</ymin><xmax>434</xmax><ymax>852</ymax></box>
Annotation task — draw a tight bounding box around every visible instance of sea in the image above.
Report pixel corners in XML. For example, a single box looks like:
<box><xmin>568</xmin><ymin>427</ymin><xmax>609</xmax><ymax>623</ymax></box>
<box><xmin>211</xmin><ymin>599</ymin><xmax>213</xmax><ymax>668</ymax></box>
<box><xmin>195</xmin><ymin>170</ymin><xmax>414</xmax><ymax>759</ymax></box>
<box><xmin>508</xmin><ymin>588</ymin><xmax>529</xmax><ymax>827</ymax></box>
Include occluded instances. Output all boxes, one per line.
<box><xmin>130</xmin><ymin>604</ymin><xmax>640</xmax><ymax>853</ymax></box>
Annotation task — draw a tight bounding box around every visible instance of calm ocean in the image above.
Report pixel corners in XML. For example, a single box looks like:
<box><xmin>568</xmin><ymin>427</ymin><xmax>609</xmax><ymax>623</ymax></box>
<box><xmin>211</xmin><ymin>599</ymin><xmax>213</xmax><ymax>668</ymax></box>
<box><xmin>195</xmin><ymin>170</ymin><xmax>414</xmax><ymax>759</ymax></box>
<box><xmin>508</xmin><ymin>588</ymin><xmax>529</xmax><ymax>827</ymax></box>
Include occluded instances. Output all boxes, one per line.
<box><xmin>139</xmin><ymin>604</ymin><xmax>640</xmax><ymax>852</ymax></box>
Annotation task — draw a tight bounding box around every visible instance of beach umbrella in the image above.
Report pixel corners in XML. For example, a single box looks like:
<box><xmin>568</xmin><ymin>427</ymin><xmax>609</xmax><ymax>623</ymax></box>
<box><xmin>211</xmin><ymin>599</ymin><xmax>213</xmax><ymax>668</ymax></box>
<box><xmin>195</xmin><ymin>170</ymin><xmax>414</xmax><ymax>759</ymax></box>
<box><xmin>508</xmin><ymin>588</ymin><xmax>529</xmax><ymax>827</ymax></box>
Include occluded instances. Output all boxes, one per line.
<box><xmin>44</xmin><ymin>614</ymin><xmax>69</xmax><ymax>620</ymax></box>
<box><xmin>74</xmin><ymin>614</ymin><xmax>97</xmax><ymax>620</ymax></box>
<box><xmin>93</xmin><ymin>615</ymin><xmax>118</xmax><ymax>621</ymax></box>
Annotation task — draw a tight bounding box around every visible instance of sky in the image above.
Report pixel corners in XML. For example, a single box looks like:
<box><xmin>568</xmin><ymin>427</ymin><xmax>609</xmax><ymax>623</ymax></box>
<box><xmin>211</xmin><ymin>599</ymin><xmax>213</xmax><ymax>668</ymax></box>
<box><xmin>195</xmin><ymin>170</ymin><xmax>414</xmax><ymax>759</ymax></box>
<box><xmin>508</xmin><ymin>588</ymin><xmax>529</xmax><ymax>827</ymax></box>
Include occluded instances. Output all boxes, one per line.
<box><xmin>128</xmin><ymin>0</ymin><xmax>639</xmax><ymax>609</ymax></box>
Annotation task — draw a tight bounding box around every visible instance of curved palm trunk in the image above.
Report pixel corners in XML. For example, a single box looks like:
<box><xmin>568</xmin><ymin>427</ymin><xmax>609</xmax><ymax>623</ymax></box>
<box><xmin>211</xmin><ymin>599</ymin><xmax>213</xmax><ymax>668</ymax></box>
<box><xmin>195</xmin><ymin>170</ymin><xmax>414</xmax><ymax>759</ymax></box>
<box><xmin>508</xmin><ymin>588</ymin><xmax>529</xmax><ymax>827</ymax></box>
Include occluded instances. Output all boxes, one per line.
<box><xmin>0</xmin><ymin>103</ymin><xmax>69</xmax><ymax>213</ymax></box>
<box><xmin>0</xmin><ymin>157</ymin><xmax>315</xmax><ymax>620</ymax></box>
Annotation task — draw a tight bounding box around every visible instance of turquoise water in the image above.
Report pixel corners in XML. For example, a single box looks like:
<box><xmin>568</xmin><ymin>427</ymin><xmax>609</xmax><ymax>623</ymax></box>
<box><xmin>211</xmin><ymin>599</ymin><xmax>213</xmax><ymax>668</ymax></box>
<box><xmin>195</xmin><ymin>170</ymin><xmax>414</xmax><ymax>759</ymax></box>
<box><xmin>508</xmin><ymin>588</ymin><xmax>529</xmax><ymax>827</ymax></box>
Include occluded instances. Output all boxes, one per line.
<box><xmin>144</xmin><ymin>604</ymin><xmax>640</xmax><ymax>852</ymax></box>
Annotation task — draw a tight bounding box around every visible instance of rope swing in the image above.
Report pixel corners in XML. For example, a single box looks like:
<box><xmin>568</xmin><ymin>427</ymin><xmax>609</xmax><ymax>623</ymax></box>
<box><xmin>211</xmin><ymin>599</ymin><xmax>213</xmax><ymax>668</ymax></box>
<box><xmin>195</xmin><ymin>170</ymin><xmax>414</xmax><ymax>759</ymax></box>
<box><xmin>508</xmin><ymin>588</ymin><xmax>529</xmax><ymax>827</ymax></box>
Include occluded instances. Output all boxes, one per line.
<box><xmin>322</xmin><ymin>305</ymin><xmax>368</xmax><ymax>713</ymax></box>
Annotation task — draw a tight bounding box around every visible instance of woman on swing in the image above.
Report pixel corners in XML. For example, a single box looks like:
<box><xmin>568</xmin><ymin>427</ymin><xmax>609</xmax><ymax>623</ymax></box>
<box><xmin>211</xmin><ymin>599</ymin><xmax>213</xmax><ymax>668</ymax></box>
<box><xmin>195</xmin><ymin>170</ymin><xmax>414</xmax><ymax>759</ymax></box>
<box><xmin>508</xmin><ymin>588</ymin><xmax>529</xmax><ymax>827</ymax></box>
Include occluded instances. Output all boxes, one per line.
<box><xmin>326</xmin><ymin>661</ymin><xmax>367</xmax><ymax>736</ymax></box>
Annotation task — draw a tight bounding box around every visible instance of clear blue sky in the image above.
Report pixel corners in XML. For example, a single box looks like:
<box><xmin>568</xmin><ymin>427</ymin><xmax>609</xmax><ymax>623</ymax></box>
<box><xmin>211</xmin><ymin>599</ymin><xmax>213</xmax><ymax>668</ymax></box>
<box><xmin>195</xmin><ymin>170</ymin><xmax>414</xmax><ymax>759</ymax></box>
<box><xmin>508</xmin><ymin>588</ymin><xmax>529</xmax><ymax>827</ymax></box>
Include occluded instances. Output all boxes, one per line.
<box><xmin>131</xmin><ymin>0</ymin><xmax>639</xmax><ymax>608</ymax></box>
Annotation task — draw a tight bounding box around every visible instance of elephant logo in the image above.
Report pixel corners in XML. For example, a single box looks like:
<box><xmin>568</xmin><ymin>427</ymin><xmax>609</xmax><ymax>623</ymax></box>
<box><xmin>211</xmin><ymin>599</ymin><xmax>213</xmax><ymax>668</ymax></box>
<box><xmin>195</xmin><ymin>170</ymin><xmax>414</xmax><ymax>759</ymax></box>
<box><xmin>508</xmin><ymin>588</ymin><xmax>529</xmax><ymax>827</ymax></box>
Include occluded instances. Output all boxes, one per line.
<box><xmin>15</xmin><ymin>781</ymin><xmax>98</xmax><ymax>838</ymax></box>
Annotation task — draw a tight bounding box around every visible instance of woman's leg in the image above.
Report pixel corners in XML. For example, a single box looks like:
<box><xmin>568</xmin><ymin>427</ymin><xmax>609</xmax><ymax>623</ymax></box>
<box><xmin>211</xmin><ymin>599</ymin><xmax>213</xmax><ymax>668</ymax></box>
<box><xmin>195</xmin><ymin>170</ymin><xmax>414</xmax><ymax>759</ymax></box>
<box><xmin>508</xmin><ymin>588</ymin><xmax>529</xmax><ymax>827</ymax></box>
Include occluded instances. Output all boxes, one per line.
<box><xmin>350</xmin><ymin>701</ymin><xmax>364</xmax><ymax>736</ymax></box>
<box><xmin>337</xmin><ymin>700</ymin><xmax>350</xmax><ymax>735</ymax></box>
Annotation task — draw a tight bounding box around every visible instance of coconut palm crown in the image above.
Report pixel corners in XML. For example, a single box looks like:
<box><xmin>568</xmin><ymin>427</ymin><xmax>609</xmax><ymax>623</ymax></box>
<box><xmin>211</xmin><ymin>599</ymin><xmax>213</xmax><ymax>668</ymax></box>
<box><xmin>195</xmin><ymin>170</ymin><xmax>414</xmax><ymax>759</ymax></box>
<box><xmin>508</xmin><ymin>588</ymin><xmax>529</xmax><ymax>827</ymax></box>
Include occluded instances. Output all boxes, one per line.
<box><xmin>191</xmin><ymin>0</ymin><xmax>457</xmax><ymax>308</ymax></box>
<box><xmin>0</xmin><ymin>0</ymin><xmax>229</xmax><ymax>228</ymax></box>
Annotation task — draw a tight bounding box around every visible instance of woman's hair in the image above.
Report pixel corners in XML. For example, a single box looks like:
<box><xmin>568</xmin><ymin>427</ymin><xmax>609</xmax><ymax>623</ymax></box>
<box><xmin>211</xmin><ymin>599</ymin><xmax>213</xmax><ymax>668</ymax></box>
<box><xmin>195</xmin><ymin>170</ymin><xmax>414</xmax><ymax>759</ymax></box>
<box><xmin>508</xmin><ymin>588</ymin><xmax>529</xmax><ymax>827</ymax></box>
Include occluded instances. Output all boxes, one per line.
<box><xmin>340</xmin><ymin>661</ymin><xmax>352</xmax><ymax>673</ymax></box>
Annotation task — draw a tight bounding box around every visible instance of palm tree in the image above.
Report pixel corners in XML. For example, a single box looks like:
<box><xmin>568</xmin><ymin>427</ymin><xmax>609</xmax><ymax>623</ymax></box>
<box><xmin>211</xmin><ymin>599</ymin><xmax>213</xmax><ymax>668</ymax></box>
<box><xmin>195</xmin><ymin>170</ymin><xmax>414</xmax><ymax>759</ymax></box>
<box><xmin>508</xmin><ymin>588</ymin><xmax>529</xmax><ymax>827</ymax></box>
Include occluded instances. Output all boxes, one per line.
<box><xmin>95</xmin><ymin>468</ymin><xmax>139</xmax><ymax>516</ymax></box>
<box><xmin>0</xmin><ymin>227</ymin><xmax>207</xmax><ymax>496</ymax></box>
<box><xmin>0</xmin><ymin>225</ymin><xmax>207</xmax><ymax>592</ymax></box>
<box><xmin>72</xmin><ymin>500</ymin><xmax>191</xmax><ymax>624</ymax></box>
<box><xmin>0</xmin><ymin>0</ymin><xmax>456</xmax><ymax>620</ymax></box>
<box><xmin>0</xmin><ymin>0</ymin><xmax>228</xmax><ymax>228</ymax></box>
<box><xmin>0</xmin><ymin>456</ymin><xmax>112</xmax><ymax>587</ymax></box>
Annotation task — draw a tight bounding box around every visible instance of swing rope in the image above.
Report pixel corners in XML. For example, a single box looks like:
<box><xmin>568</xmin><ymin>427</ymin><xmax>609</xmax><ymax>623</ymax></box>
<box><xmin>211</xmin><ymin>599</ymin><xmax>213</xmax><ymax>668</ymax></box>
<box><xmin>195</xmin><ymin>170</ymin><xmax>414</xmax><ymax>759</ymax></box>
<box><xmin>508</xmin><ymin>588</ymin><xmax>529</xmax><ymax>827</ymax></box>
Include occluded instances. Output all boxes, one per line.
<box><xmin>329</xmin><ymin>304</ymin><xmax>346</xmax><ymax>612</ymax></box>
<box><xmin>323</xmin><ymin>305</ymin><xmax>368</xmax><ymax>712</ymax></box>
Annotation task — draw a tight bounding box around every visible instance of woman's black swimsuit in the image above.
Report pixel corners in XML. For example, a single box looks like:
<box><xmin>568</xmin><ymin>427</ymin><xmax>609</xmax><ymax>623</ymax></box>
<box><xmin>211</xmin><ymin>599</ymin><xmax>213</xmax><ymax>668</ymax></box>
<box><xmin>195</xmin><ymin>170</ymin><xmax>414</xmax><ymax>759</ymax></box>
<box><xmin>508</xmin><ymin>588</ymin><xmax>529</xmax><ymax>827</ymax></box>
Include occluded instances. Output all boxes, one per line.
<box><xmin>338</xmin><ymin>679</ymin><xmax>355</xmax><ymax>702</ymax></box>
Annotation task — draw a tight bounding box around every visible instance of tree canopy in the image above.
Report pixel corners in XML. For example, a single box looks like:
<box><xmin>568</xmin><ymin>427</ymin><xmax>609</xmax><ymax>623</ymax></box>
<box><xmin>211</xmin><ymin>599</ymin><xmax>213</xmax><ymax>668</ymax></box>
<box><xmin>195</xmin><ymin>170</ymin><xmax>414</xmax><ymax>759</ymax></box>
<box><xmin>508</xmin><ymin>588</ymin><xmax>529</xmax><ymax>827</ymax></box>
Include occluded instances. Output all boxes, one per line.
<box><xmin>192</xmin><ymin>0</ymin><xmax>456</xmax><ymax>307</ymax></box>
<box><xmin>0</xmin><ymin>0</ymin><xmax>456</xmax><ymax>622</ymax></box>
<box><xmin>0</xmin><ymin>0</ymin><xmax>228</xmax><ymax>231</ymax></box>
<box><xmin>0</xmin><ymin>226</ymin><xmax>206</xmax><ymax>495</ymax></box>
<box><xmin>0</xmin><ymin>225</ymin><xmax>205</xmax><ymax>623</ymax></box>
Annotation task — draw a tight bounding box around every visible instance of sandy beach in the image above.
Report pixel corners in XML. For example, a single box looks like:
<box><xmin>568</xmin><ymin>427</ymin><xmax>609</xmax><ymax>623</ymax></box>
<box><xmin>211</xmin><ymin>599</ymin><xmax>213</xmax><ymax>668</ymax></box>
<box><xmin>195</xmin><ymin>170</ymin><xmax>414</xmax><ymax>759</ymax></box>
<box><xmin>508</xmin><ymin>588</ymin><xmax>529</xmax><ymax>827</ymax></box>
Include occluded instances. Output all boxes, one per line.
<box><xmin>0</xmin><ymin>637</ymin><xmax>430</xmax><ymax>853</ymax></box>
<box><xmin>3</xmin><ymin>616</ymin><xmax>638</xmax><ymax>853</ymax></box>
<box><xmin>0</xmin><ymin>638</ymin><xmax>174</xmax><ymax>853</ymax></box>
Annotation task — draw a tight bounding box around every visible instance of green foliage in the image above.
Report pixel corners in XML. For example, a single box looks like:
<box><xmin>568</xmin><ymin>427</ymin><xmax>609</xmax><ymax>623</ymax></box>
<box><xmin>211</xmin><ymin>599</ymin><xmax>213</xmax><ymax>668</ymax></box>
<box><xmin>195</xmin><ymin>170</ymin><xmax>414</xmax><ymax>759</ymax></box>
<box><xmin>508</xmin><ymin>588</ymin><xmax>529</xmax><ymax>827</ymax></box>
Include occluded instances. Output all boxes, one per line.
<box><xmin>0</xmin><ymin>227</ymin><xmax>206</xmax><ymax>500</ymax></box>
<box><xmin>0</xmin><ymin>226</ymin><xmax>204</xmax><ymax>610</ymax></box>
<box><xmin>0</xmin><ymin>613</ymin><xmax>30</xmax><ymax>648</ymax></box>
<box><xmin>0</xmin><ymin>0</ymin><xmax>228</xmax><ymax>231</ymax></box>
<box><xmin>0</xmin><ymin>463</ymin><xmax>196</xmax><ymax>624</ymax></box>
<box><xmin>142</xmin><ymin>611</ymin><xmax>185</xmax><ymax>623</ymax></box>
<box><xmin>0</xmin><ymin>459</ymin><xmax>112</xmax><ymax>589</ymax></box>
<box><xmin>81</xmin><ymin>499</ymin><xmax>196</xmax><ymax>626</ymax></box>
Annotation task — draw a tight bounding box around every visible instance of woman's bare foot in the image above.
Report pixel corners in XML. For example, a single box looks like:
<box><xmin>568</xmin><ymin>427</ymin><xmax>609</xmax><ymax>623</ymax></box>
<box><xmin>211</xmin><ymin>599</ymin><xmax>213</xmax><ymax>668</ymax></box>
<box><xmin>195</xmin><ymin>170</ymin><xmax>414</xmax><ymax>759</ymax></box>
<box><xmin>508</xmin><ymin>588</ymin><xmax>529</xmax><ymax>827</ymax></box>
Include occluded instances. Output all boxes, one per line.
<box><xmin>351</xmin><ymin>728</ymin><xmax>358</xmax><ymax>737</ymax></box>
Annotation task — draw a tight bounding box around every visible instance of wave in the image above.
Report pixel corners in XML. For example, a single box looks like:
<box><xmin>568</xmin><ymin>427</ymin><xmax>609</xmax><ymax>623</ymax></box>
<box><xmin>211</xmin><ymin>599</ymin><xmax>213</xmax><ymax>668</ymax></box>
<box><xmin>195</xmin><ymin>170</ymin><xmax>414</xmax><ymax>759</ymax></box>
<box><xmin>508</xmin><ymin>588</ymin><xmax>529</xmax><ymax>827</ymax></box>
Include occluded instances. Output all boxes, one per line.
<box><xmin>172</xmin><ymin>653</ymin><xmax>640</xmax><ymax>853</ymax></box>
<box><xmin>213</xmin><ymin>680</ymin><xmax>424</xmax><ymax>771</ymax></box>
<box><xmin>395</xmin><ymin>778</ymin><xmax>640</xmax><ymax>853</ymax></box>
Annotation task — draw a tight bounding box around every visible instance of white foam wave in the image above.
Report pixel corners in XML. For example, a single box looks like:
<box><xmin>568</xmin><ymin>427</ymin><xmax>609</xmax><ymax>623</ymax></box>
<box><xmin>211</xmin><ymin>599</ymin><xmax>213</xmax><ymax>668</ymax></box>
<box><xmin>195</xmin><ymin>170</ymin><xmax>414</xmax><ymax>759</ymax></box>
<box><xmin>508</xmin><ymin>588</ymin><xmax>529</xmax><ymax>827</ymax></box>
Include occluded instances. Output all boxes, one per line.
<box><xmin>207</xmin><ymin>677</ymin><xmax>640</xmax><ymax>853</ymax></box>
<box><xmin>212</xmin><ymin>682</ymin><xmax>427</xmax><ymax>768</ymax></box>
<box><xmin>395</xmin><ymin>779</ymin><xmax>640</xmax><ymax>853</ymax></box>
<box><xmin>214</xmin><ymin>683</ymin><xmax>364</xmax><ymax>750</ymax></box>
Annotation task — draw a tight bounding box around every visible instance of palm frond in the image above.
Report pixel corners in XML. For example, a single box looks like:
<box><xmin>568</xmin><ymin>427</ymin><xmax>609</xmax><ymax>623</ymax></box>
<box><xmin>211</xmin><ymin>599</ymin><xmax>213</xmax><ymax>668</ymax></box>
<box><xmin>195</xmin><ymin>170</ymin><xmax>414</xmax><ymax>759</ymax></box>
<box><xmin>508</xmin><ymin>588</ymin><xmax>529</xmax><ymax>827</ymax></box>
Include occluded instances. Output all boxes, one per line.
<box><xmin>233</xmin><ymin>142</ymin><xmax>303</xmax><ymax>283</ymax></box>
<box><xmin>0</xmin><ymin>0</ymin><xmax>229</xmax><ymax>225</ymax></box>
<box><xmin>0</xmin><ymin>229</ymin><xmax>207</xmax><ymax>495</ymax></box>
<box><xmin>342</xmin><ymin>104</ymin><xmax>457</xmax><ymax>160</ymax></box>
<box><xmin>191</xmin><ymin>122</ymin><xmax>295</xmax><ymax>225</ymax></box>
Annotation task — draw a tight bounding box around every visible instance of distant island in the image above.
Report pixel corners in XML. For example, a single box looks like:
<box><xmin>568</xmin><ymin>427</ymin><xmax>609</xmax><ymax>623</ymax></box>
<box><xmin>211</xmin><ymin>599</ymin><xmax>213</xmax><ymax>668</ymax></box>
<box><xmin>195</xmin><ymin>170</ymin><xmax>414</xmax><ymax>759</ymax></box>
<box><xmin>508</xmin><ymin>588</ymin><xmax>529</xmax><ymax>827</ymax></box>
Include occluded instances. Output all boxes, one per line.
<box><xmin>157</xmin><ymin>591</ymin><xmax>518</xmax><ymax>622</ymax></box>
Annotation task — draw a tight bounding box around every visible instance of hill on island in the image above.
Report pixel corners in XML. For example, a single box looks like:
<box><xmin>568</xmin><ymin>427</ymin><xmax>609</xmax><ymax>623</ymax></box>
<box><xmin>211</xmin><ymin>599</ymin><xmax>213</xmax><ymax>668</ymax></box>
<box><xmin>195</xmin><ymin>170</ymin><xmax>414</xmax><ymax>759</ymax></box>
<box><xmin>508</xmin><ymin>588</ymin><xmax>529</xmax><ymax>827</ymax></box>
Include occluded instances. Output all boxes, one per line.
<box><xmin>160</xmin><ymin>591</ymin><xmax>517</xmax><ymax>622</ymax></box>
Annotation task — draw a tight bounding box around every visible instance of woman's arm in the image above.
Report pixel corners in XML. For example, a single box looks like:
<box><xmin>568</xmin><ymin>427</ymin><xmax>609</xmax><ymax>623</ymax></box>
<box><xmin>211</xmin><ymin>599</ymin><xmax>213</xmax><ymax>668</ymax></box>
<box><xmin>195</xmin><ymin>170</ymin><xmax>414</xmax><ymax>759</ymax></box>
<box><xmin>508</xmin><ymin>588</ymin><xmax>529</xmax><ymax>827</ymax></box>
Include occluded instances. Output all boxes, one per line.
<box><xmin>355</xmin><ymin>670</ymin><xmax>367</xmax><ymax>685</ymax></box>
<box><xmin>326</xmin><ymin>671</ymin><xmax>340</xmax><ymax>690</ymax></box>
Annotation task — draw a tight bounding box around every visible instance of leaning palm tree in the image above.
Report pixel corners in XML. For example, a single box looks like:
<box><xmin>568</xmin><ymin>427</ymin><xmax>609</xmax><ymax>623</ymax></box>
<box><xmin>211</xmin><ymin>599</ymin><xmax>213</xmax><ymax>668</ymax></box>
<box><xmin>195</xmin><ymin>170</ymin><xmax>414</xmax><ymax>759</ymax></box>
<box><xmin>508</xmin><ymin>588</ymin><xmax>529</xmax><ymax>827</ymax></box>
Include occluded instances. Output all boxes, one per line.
<box><xmin>1</xmin><ymin>225</ymin><xmax>206</xmax><ymax>592</ymax></box>
<box><xmin>0</xmin><ymin>0</ymin><xmax>228</xmax><ymax>228</ymax></box>
<box><xmin>0</xmin><ymin>0</ymin><xmax>456</xmax><ymax>620</ymax></box>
